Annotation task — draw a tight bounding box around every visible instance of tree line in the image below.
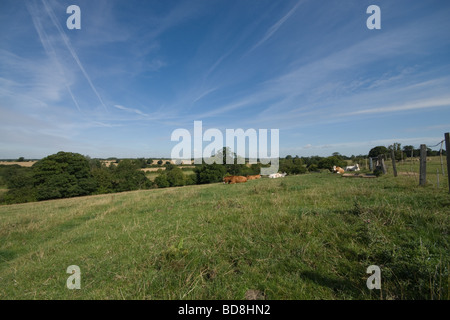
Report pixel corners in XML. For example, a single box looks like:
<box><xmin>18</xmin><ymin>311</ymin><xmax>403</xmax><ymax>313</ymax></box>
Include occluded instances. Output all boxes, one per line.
<box><xmin>368</xmin><ymin>143</ymin><xmax>446</xmax><ymax>161</ymax></box>
<box><xmin>0</xmin><ymin>149</ymin><xmax>311</xmax><ymax>204</ymax></box>
<box><xmin>0</xmin><ymin>152</ymin><xmax>153</xmax><ymax>204</ymax></box>
<box><xmin>1</xmin><ymin>143</ymin><xmax>444</xmax><ymax>204</ymax></box>
<box><xmin>0</xmin><ymin>149</ymin><xmax>364</xmax><ymax>204</ymax></box>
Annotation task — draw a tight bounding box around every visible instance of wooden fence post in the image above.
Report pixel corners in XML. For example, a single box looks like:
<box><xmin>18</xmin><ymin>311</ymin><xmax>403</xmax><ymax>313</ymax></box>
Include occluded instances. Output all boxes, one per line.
<box><xmin>391</xmin><ymin>149</ymin><xmax>397</xmax><ymax>177</ymax></box>
<box><xmin>419</xmin><ymin>144</ymin><xmax>427</xmax><ymax>186</ymax></box>
<box><xmin>445</xmin><ymin>133</ymin><xmax>450</xmax><ymax>193</ymax></box>
<box><xmin>437</xmin><ymin>169</ymin><xmax>439</xmax><ymax>188</ymax></box>
<box><xmin>378</xmin><ymin>154</ymin><xmax>387</xmax><ymax>174</ymax></box>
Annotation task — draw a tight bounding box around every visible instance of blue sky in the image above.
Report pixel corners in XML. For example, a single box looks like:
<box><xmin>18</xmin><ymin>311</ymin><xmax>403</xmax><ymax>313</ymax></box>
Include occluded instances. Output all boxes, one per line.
<box><xmin>1</xmin><ymin>0</ymin><xmax>449</xmax><ymax>159</ymax></box>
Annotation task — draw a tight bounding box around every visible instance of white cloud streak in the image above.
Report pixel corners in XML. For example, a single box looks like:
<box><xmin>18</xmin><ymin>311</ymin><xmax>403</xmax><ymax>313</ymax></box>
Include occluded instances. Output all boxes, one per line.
<box><xmin>347</xmin><ymin>96</ymin><xmax>450</xmax><ymax>116</ymax></box>
<box><xmin>114</xmin><ymin>105</ymin><xmax>148</xmax><ymax>117</ymax></box>
<box><xmin>28</xmin><ymin>3</ymin><xmax>82</xmax><ymax>112</ymax></box>
<box><xmin>247</xmin><ymin>0</ymin><xmax>303</xmax><ymax>54</ymax></box>
<box><xmin>40</xmin><ymin>0</ymin><xmax>108</xmax><ymax>112</ymax></box>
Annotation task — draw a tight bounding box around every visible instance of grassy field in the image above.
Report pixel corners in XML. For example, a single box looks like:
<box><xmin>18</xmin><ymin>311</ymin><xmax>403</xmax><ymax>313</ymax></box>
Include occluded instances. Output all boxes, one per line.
<box><xmin>0</xmin><ymin>159</ymin><xmax>449</xmax><ymax>300</ymax></box>
<box><xmin>144</xmin><ymin>169</ymin><xmax>195</xmax><ymax>181</ymax></box>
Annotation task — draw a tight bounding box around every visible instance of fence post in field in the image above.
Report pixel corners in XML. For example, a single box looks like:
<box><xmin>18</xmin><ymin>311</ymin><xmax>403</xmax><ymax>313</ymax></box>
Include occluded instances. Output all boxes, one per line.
<box><xmin>391</xmin><ymin>149</ymin><xmax>397</xmax><ymax>177</ymax></box>
<box><xmin>378</xmin><ymin>154</ymin><xmax>387</xmax><ymax>174</ymax></box>
<box><xmin>419</xmin><ymin>144</ymin><xmax>427</xmax><ymax>186</ymax></box>
<box><xmin>445</xmin><ymin>132</ymin><xmax>450</xmax><ymax>193</ymax></box>
<box><xmin>440</xmin><ymin>140</ymin><xmax>445</xmax><ymax>176</ymax></box>
<box><xmin>437</xmin><ymin>169</ymin><xmax>439</xmax><ymax>188</ymax></box>
<box><xmin>369</xmin><ymin>157</ymin><xmax>373</xmax><ymax>171</ymax></box>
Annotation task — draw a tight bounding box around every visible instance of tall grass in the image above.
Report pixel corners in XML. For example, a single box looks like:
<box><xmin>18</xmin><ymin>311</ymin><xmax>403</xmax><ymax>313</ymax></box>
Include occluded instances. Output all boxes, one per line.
<box><xmin>0</xmin><ymin>162</ymin><xmax>448</xmax><ymax>300</ymax></box>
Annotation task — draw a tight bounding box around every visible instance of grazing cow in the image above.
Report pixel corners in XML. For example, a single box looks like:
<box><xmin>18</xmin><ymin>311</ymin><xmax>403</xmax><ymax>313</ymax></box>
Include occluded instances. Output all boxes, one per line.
<box><xmin>246</xmin><ymin>174</ymin><xmax>261</xmax><ymax>180</ymax></box>
<box><xmin>268</xmin><ymin>173</ymin><xmax>279</xmax><ymax>178</ymax></box>
<box><xmin>223</xmin><ymin>175</ymin><xmax>247</xmax><ymax>184</ymax></box>
<box><xmin>345</xmin><ymin>164</ymin><xmax>360</xmax><ymax>171</ymax></box>
<box><xmin>268</xmin><ymin>172</ymin><xmax>287</xmax><ymax>178</ymax></box>
<box><xmin>223</xmin><ymin>176</ymin><xmax>233</xmax><ymax>184</ymax></box>
<box><xmin>332</xmin><ymin>166</ymin><xmax>345</xmax><ymax>174</ymax></box>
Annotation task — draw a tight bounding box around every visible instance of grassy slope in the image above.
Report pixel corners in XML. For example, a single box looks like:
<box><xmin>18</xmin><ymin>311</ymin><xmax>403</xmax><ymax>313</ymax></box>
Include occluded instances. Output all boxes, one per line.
<box><xmin>0</xmin><ymin>168</ymin><xmax>449</xmax><ymax>300</ymax></box>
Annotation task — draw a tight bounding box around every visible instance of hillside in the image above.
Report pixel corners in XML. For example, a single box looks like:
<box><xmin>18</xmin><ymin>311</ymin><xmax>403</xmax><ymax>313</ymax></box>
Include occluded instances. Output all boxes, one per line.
<box><xmin>0</xmin><ymin>172</ymin><xmax>448</xmax><ymax>300</ymax></box>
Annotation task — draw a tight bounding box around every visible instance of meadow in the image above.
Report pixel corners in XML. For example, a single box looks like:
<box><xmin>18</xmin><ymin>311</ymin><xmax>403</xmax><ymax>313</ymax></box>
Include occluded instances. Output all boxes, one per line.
<box><xmin>0</xmin><ymin>158</ymin><xmax>448</xmax><ymax>300</ymax></box>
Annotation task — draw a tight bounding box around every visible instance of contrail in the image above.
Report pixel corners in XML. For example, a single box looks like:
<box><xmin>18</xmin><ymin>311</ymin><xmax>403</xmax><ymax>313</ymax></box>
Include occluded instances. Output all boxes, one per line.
<box><xmin>247</xmin><ymin>0</ymin><xmax>303</xmax><ymax>55</ymax></box>
<box><xmin>41</xmin><ymin>0</ymin><xmax>108</xmax><ymax>112</ymax></box>
<box><xmin>28</xmin><ymin>0</ymin><xmax>82</xmax><ymax>113</ymax></box>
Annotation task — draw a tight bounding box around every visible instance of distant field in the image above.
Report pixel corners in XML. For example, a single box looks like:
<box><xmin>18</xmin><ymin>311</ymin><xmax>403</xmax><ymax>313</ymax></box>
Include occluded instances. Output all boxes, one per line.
<box><xmin>0</xmin><ymin>161</ymin><xmax>36</xmax><ymax>167</ymax></box>
<box><xmin>141</xmin><ymin>166</ymin><xmax>195</xmax><ymax>172</ymax></box>
<box><xmin>0</xmin><ymin>158</ymin><xmax>448</xmax><ymax>300</ymax></box>
<box><xmin>143</xmin><ymin>168</ymin><xmax>195</xmax><ymax>181</ymax></box>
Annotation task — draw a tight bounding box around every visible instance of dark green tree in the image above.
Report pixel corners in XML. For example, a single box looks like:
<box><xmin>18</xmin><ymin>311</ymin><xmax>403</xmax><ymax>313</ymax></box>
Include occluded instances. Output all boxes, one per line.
<box><xmin>166</xmin><ymin>167</ymin><xmax>186</xmax><ymax>187</ymax></box>
<box><xmin>0</xmin><ymin>166</ymin><xmax>36</xmax><ymax>203</ymax></box>
<box><xmin>194</xmin><ymin>163</ymin><xmax>226</xmax><ymax>184</ymax></box>
<box><xmin>154</xmin><ymin>174</ymin><xmax>170</xmax><ymax>188</ymax></box>
<box><xmin>388</xmin><ymin>143</ymin><xmax>403</xmax><ymax>161</ymax></box>
<box><xmin>91</xmin><ymin>166</ymin><xmax>114</xmax><ymax>194</ymax></box>
<box><xmin>110</xmin><ymin>159</ymin><xmax>151</xmax><ymax>192</ymax></box>
<box><xmin>33</xmin><ymin>152</ymin><xmax>97</xmax><ymax>201</ymax></box>
<box><xmin>134</xmin><ymin>158</ymin><xmax>148</xmax><ymax>168</ymax></box>
<box><xmin>368</xmin><ymin>146</ymin><xmax>388</xmax><ymax>158</ymax></box>
<box><xmin>403</xmin><ymin>146</ymin><xmax>415</xmax><ymax>157</ymax></box>
<box><xmin>280</xmin><ymin>157</ymin><xmax>307</xmax><ymax>174</ymax></box>
<box><xmin>317</xmin><ymin>156</ymin><xmax>347</xmax><ymax>170</ymax></box>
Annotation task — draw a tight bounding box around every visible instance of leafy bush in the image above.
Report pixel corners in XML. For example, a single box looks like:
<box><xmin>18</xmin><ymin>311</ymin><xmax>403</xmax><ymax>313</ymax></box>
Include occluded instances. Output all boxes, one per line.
<box><xmin>308</xmin><ymin>164</ymin><xmax>319</xmax><ymax>172</ymax></box>
<box><xmin>194</xmin><ymin>164</ymin><xmax>226</xmax><ymax>184</ymax></box>
<box><xmin>280</xmin><ymin>157</ymin><xmax>307</xmax><ymax>175</ymax></box>
<box><xmin>91</xmin><ymin>167</ymin><xmax>114</xmax><ymax>194</ymax></box>
<box><xmin>154</xmin><ymin>174</ymin><xmax>170</xmax><ymax>188</ymax></box>
<box><xmin>373</xmin><ymin>168</ymin><xmax>384</xmax><ymax>177</ymax></box>
<box><xmin>185</xmin><ymin>174</ymin><xmax>197</xmax><ymax>185</ymax></box>
<box><xmin>317</xmin><ymin>156</ymin><xmax>347</xmax><ymax>170</ymax></box>
<box><xmin>166</xmin><ymin>167</ymin><xmax>186</xmax><ymax>187</ymax></box>
<box><xmin>110</xmin><ymin>159</ymin><xmax>152</xmax><ymax>192</ymax></box>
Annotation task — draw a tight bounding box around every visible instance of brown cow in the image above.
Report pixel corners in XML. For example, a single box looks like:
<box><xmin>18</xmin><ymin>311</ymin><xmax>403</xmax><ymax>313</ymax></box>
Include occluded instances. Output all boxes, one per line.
<box><xmin>246</xmin><ymin>174</ymin><xmax>261</xmax><ymax>180</ymax></box>
<box><xmin>223</xmin><ymin>176</ymin><xmax>233</xmax><ymax>184</ymax></box>
<box><xmin>223</xmin><ymin>175</ymin><xmax>247</xmax><ymax>184</ymax></box>
<box><xmin>332</xmin><ymin>166</ymin><xmax>345</xmax><ymax>174</ymax></box>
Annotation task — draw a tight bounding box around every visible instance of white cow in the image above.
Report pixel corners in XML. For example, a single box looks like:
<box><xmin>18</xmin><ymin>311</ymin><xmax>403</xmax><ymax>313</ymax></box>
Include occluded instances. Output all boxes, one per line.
<box><xmin>345</xmin><ymin>164</ymin><xmax>360</xmax><ymax>171</ymax></box>
<box><xmin>268</xmin><ymin>172</ymin><xmax>287</xmax><ymax>178</ymax></box>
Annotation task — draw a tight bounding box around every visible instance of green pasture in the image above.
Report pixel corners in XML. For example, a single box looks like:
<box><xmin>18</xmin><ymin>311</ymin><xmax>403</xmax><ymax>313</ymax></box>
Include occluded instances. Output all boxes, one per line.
<box><xmin>0</xmin><ymin>158</ymin><xmax>448</xmax><ymax>300</ymax></box>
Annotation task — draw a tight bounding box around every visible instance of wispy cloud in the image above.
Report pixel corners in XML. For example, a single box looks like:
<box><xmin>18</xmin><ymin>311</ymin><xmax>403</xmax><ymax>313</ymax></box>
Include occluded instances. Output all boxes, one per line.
<box><xmin>247</xmin><ymin>1</ymin><xmax>303</xmax><ymax>54</ymax></box>
<box><xmin>282</xmin><ymin>136</ymin><xmax>445</xmax><ymax>156</ymax></box>
<box><xmin>37</xmin><ymin>0</ymin><xmax>108</xmax><ymax>112</ymax></box>
<box><xmin>405</xmin><ymin>124</ymin><xmax>450</xmax><ymax>133</ymax></box>
<box><xmin>347</xmin><ymin>96</ymin><xmax>450</xmax><ymax>116</ymax></box>
<box><xmin>28</xmin><ymin>3</ymin><xmax>82</xmax><ymax>112</ymax></box>
<box><xmin>192</xmin><ymin>87</ymin><xmax>218</xmax><ymax>103</ymax></box>
<box><xmin>114</xmin><ymin>105</ymin><xmax>149</xmax><ymax>117</ymax></box>
<box><xmin>2</xmin><ymin>1</ymin><xmax>449</xmax><ymax>159</ymax></box>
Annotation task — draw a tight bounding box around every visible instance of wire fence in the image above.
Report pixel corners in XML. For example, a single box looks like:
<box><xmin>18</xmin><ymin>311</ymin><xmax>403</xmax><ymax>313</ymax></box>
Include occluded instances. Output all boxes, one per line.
<box><xmin>378</xmin><ymin>134</ymin><xmax>450</xmax><ymax>192</ymax></box>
